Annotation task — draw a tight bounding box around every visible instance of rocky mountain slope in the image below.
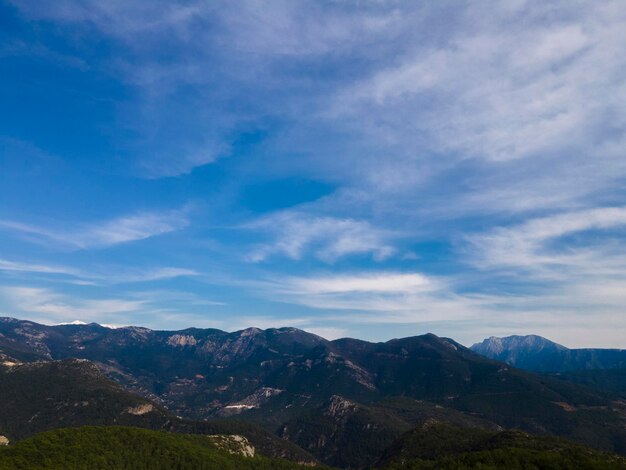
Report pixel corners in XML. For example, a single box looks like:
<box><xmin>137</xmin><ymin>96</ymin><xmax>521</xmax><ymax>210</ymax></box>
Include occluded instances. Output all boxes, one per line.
<box><xmin>0</xmin><ymin>356</ymin><xmax>315</xmax><ymax>464</ymax></box>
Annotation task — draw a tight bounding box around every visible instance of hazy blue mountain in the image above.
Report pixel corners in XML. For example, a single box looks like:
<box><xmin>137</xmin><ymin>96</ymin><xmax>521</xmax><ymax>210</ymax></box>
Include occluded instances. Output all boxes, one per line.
<box><xmin>471</xmin><ymin>334</ymin><xmax>626</xmax><ymax>372</ymax></box>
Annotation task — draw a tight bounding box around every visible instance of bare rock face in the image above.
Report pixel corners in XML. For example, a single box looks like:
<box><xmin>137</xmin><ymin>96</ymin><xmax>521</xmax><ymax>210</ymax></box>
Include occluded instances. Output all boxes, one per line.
<box><xmin>119</xmin><ymin>327</ymin><xmax>153</xmax><ymax>342</ymax></box>
<box><xmin>220</xmin><ymin>387</ymin><xmax>284</xmax><ymax>416</ymax></box>
<box><xmin>0</xmin><ymin>435</ymin><xmax>8</xmax><ymax>446</ymax></box>
<box><xmin>0</xmin><ymin>352</ymin><xmax>20</xmax><ymax>368</ymax></box>
<box><xmin>211</xmin><ymin>328</ymin><xmax>268</xmax><ymax>364</ymax></box>
<box><xmin>207</xmin><ymin>434</ymin><xmax>255</xmax><ymax>457</ymax></box>
<box><xmin>166</xmin><ymin>334</ymin><xmax>198</xmax><ymax>347</ymax></box>
<box><xmin>125</xmin><ymin>404</ymin><xmax>154</xmax><ymax>415</ymax></box>
<box><xmin>326</xmin><ymin>395</ymin><xmax>357</xmax><ymax>419</ymax></box>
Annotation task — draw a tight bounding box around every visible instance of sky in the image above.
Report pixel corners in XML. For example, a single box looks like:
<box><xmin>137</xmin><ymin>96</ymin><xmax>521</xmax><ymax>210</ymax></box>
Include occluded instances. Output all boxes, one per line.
<box><xmin>1</xmin><ymin>1</ymin><xmax>625</xmax><ymax>347</ymax></box>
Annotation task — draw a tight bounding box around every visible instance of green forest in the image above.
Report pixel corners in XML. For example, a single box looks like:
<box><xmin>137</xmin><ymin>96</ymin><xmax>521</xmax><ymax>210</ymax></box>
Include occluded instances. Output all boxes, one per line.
<box><xmin>0</xmin><ymin>426</ymin><xmax>313</xmax><ymax>470</ymax></box>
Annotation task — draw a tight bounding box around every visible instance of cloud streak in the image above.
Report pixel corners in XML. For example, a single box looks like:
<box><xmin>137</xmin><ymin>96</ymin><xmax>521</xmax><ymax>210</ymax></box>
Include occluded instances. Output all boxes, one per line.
<box><xmin>466</xmin><ymin>206</ymin><xmax>626</xmax><ymax>276</ymax></box>
<box><xmin>0</xmin><ymin>286</ymin><xmax>147</xmax><ymax>323</ymax></box>
<box><xmin>265</xmin><ymin>271</ymin><xmax>483</xmax><ymax>322</ymax></box>
<box><xmin>284</xmin><ymin>273</ymin><xmax>434</xmax><ymax>295</ymax></box>
<box><xmin>0</xmin><ymin>209</ymin><xmax>189</xmax><ymax>249</ymax></box>
<box><xmin>246</xmin><ymin>211</ymin><xmax>396</xmax><ymax>263</ymax></box>
<box><xmin>0</xmin><ymin>258</ymin><xmax>199</xmax><ymax>285</ymax></box>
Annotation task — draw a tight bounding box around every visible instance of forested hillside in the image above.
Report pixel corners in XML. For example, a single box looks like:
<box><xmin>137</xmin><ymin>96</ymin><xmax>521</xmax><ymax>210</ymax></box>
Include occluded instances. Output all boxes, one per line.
<box><xmin>0</xmin><ymin>426</ymin><xmax>316</xmax><ymax>470</ymax></box>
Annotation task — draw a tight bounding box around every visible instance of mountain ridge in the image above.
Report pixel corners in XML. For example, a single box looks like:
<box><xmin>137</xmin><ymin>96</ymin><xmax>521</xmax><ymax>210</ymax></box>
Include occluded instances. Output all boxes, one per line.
<box><xmin>471</xmin><ymin>334</ymin><xmax>626</xmax><ymax>373</ymax></box>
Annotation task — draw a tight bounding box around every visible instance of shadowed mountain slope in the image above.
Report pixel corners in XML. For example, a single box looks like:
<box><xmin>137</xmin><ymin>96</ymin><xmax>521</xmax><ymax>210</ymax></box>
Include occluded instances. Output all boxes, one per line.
<box><xmin>0</xmin><ymin>357</ymin><xmax>315</xmax><ymax>464</ymax></box>
<box><xmin>378</xmin><ymin>422</ymin><xmax>626</xmax><ymax>469</ymax></box>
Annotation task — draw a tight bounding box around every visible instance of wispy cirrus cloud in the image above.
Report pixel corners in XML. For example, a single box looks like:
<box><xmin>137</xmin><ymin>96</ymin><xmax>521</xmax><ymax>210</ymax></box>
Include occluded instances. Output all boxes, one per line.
<box><xmin>319</xmin><ymin>1</ymin><xmax>626</xmax><ymax>224</ymax></box>
<box><xmin>0</xmin><ymin>209</ymin><xmax>189</xmax><ymax>249</ymax></box>
<box><xmin>337</xmin><ymin>3</ymin><xmax>626</xmax><ymax>163</ymax></box>
<box><xmin>245</xmin><ymin>211</ymin><xmax>396</xmax><ymax>263</ymax></box>
<box><xmin>0</xmin><ymin>286</ymin><xmax>147</xmax><ymax>323</ymax></box>
<box><xmin>0</xmin><ymin>259</ymin><xmax>81</xmax><ymax>277</ymax></box>
<box><xmin>259</xmin><ymin>267</ymin><xmax>626</xmax><ymax>347</ymax></box>
<box><xmin>258</xmin><ymin>270</ymin><xmax>494</xmax><ymax>327</ymax></box>
<box><xmin>0</xmin><ymin>285</ymin><xmax>224</xmax><ymax>328</ymax></box>
<box><xmin>284</xmin><ymin>273</ymin><xmax>433</xmax><ymax>295</ymax></box>
<box><xmin>0</xmin><ymin>258</ymin><xmax>199</xmax><ymax>285</ymax></box>
<box><xmin>466</xmin><ymin>206</ymin><xmax>626</xmax><ymax>276</ymax></box>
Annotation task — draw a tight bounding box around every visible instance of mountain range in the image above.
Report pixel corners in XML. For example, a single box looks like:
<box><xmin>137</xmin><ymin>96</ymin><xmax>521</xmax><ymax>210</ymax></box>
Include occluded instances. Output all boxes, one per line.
<box><xmin>471</xmin><ymin>335</ymin><xmax>626</xmax><ymax>373</ymax></box>
<box><xmin>471</xmin><ymin>334</ymin><xmax>626</xmax><ymax>399</ymax></box>
<box><xmin>1</xmin><ymin>317</ymin><xmax>626</xmax><ymax>468</ymax></box>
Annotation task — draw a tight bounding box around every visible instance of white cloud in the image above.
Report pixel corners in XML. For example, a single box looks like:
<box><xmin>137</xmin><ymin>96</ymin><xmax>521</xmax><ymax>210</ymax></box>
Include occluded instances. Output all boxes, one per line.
<box><xmin>114</xmin><ymin>267</ymin><xmax>199</xmax><ymax>283</ymax></box>
<box><xmin>0</xmin><ymin>286</ymin><xmax>147</xmax><ymax>323</ymax></box>
<box><xmin>0</xmin><ymin>209</ymin><xmax>189</xmax><ymax>249</ymax></box>
<box><xmin>138</xmin><ymin>140</ymin><xmax>231</xmax><ymax>178</ymax></box>
<box><xmin>126</xmin><ymin>289</ymin><xmax>225</xmax><ymax>306</ymax></box>
<box><xmin>284</xmin><ymin>273</ymin><xmax>433</xmax><ymax>294</ymax></box>
<box><xmin>252</xmin><ymin>261</ymin><xmax>626</xmax><ymax>347</ymax></box>
<box><xmin>0</xmin><ymin>258</ymin><xmax>198</xmax><ymax>285</ymax></box>
<box><xmin>338</xmin><ymin>3</ymin><xmax>625</xmax><ymax>163</ymax></box>
<box><xmin>246</xmin><ymin>211</ymin><xmax>396</xmax><ymax>263</ymax></box>
<box><xmin>434</xmin><ymin>207</ymin><xmax>626</xmax><ymax>346</ymax></box>
<box><xmin>0</xmin><ymin>285</ymin><xmax>224</xmax><ymax>328</ymax></box>
<box><xmin>262</xmin><ymin>271</ymin><xmax>486</xmax><ymax>323</ymax></box>
<box><xmin>467</xmin><ymin>206</ymin><xmax>626</xmax><ymax>275</ymax></box>
<box><xmin>0</xmin><ymin>259</ymin><xmax>81</xmax><ymax>277</ymax></box>
<box><xmin>76</xmin><ymin>211</ymin><xmax>189</xmax><ymax>247</ymax></box>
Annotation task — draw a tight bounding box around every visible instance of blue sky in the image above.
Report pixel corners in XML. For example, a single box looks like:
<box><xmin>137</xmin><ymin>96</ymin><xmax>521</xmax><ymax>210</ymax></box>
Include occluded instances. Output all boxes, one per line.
<box><xmin>1</xmin><ymin>1</ymin><xmax>626</xmax><ymax>347</ymax></box>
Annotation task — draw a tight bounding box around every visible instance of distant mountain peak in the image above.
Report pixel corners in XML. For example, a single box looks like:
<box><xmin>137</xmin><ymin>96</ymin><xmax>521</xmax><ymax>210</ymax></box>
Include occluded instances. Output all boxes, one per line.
<box><xmin>239</xmin><ymin>327</ymin><xmax>263</xmax><ymax>336</ymax></box>
<box><xmin>469</xmin><ymin>334</ymin><xmax>626</xmax><ymax>373</ymax></box>
<box><xmin>471</xmin><ymin>334</ymin><xmax>567</xmax><ymax>356</ymax></box>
